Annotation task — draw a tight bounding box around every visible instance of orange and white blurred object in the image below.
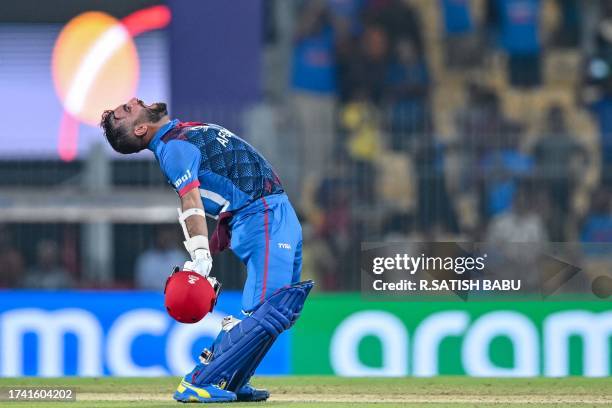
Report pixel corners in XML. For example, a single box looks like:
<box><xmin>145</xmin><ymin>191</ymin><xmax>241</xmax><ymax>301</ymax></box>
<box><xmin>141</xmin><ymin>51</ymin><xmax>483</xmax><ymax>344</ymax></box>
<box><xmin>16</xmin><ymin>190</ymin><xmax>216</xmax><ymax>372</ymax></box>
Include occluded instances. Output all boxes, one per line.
<box><xmin>51</xmin><ymin>5</ymin><xmax>171</xmax><ymax>161</ymax></box>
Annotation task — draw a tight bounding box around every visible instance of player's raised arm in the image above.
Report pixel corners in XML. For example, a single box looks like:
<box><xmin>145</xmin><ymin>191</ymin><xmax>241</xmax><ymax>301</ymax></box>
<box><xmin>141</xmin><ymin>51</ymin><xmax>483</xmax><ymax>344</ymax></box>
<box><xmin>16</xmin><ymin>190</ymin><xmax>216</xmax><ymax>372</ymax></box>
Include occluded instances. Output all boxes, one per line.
<box><xmin>156</xmin><ymin>138</ymin><xmax>211</xmax><ymax>277</ymax></box>
<box><xmin>178</xmin><ymin>188</ymin><xmax>212</xmax><ymax>277</ymax></box>
<box><xmin>180</xmin><ymin>187</ymin><xmax>208</xmax><ymax>238</ymax></box>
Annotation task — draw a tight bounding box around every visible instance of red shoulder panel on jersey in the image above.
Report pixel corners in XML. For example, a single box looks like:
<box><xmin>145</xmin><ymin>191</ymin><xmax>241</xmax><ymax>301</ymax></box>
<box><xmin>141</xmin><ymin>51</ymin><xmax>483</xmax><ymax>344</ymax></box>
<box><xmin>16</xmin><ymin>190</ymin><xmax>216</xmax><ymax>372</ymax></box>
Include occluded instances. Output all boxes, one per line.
<box><xmin>178</xmin><ymin>180</ymin><xmax>200</xmax><ymax>197</ymax></box>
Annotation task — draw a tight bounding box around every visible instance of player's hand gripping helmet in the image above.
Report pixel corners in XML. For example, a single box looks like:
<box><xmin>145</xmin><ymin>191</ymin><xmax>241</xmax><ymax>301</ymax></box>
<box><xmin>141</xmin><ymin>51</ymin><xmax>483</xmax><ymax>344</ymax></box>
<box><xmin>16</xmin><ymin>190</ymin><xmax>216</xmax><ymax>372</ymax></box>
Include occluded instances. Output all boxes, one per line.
<box><xmin>164</xmin><ymin>267</ymin><xmax>221</xmax><ymax>323</ymax></box>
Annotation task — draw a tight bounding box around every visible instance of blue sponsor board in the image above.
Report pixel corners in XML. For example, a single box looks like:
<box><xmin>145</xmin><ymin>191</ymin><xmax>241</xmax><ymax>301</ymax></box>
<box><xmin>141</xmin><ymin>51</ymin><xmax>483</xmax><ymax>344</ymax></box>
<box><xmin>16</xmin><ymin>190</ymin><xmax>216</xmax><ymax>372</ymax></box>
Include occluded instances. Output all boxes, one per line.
<box><xmin>0</xmin><ymin>291</ymin><xmax>290</xmax><ymax>377</ymax></box>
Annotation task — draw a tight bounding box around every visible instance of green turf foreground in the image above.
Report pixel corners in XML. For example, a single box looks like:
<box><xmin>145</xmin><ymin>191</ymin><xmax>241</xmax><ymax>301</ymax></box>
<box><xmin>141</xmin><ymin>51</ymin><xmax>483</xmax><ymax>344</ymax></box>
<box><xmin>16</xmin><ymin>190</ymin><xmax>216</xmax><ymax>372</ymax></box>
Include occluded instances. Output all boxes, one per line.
<box><xmin>0</xmin><ymin>376</ymin><xmax>610</xmax><ymax>408</ymax></box>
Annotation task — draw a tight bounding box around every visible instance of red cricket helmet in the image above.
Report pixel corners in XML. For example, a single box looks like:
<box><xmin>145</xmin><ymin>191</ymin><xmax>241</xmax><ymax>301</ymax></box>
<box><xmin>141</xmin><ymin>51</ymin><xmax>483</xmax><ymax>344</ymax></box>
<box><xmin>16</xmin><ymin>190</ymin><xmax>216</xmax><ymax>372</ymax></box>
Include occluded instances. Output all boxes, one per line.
<box><xmin>164</xmin><ymin>269</ymin><xmax>220</xmax><ymax>323</ymax></box>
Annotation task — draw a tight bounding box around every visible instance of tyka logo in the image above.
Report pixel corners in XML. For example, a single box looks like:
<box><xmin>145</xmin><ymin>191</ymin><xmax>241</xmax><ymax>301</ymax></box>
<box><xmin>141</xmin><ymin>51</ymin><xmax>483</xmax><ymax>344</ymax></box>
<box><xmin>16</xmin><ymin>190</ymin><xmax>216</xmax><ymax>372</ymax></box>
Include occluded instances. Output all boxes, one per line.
<box><xmin>278</xmin><ymin>243</ymin><xmax>291</xmax><ymax>250</ymax></box>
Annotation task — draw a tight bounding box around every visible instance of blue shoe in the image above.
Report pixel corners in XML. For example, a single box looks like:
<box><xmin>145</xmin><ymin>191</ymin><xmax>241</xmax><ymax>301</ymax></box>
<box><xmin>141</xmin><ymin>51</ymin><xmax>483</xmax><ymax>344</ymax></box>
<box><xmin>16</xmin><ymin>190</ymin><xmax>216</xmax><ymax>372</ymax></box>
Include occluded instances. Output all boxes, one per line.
<box><xmin>236</xmin><ymin>383</ymin><xmax>270</xmax><ymax>402</ymax></box>
<box><xmin>173</xmin><ymin>379</ymin><xmax>237</xmax><ymax>403</ymax></box>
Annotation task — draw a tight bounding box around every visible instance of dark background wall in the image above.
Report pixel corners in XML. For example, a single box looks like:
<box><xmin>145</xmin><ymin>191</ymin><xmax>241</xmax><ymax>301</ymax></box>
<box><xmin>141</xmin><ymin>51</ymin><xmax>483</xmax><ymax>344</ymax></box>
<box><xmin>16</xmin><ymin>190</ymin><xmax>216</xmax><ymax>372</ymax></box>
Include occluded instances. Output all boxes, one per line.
<box><xmin>168</xmin><ymin>0</ymin><xmax>262</xmax><ymax>129</ymax></box>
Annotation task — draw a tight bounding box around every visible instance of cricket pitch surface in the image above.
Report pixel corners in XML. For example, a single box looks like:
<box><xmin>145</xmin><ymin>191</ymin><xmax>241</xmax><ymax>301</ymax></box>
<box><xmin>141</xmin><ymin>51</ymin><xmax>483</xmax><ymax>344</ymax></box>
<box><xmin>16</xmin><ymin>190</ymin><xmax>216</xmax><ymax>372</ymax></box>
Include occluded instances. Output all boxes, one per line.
<box><xmin>0</xmin><ymin>376</ymin><xmax>610</xmax><ymax>407</ymax></box>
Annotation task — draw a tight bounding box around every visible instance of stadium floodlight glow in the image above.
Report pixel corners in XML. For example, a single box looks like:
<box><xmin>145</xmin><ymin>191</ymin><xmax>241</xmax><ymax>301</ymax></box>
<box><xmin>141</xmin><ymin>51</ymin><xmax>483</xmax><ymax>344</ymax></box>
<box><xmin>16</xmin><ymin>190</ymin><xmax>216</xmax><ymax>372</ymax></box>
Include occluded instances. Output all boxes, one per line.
<box><xmin>63</xmin><ymin>25</ymin><xmax>130</xmax><ymax>117</ymax></box>
<box><xmin>51</xmin><ymin>6</ymin><xmax>171</xmax><ymax>162</ymax></box>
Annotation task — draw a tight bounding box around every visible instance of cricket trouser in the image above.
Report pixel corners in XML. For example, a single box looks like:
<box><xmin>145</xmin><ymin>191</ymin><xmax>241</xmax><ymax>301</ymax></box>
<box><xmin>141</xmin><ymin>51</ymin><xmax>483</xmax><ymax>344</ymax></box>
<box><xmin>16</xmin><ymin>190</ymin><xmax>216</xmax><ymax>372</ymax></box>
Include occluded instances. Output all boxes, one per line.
<box><xmin>229</xmin><ymin>193</ymin><xmax>303</xmax><ymax>312</ymax></box>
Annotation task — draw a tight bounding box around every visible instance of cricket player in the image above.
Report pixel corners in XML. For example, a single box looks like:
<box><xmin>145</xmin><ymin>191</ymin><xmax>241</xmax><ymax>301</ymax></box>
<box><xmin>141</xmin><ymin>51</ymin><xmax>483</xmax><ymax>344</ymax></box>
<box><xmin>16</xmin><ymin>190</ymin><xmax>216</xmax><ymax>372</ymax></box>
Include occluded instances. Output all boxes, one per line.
<box><xmin>100</xmin><ymin>98</ymin><xmax>312</xmax><ymax>403</ymax></box>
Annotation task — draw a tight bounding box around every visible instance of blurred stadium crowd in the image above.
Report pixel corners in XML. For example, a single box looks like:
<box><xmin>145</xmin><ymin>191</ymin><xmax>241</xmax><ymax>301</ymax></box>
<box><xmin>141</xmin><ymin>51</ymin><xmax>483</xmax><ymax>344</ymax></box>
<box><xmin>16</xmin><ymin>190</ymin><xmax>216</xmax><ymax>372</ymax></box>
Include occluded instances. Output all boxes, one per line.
<box><xmin>2</xmin><ymin>0</ymin><xmax>612</xmax><ymax>291</ymax></box>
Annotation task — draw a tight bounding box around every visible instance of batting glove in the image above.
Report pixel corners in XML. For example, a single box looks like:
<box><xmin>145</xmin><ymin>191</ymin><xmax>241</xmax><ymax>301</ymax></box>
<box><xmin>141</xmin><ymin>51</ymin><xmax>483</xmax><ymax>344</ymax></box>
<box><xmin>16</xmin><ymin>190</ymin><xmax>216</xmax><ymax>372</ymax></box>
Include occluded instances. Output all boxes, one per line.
<box><xmin>183</xmin><ymin>248</ymin><xmax>212</xmax><ymax>277</ymax></box>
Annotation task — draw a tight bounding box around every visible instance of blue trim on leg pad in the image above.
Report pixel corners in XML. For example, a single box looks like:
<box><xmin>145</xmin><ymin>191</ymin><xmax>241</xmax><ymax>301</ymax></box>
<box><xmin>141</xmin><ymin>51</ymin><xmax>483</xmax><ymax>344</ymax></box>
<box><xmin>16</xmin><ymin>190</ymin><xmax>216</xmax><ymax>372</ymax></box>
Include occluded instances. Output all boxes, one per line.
<box><xmin>190</xmin><ymin>280</ymin><xmax>313</xmax><ymax>391</ymax></box>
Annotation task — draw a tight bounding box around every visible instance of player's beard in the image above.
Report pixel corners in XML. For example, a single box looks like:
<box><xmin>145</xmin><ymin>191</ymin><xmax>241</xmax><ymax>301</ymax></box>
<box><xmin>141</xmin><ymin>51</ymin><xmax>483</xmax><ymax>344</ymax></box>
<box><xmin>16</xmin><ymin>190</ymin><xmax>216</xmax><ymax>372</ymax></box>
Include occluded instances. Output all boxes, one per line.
<box><xmin>144</xmin><ymin>102</ymin><xmax>168</xmax><ymax>122</ymax></box>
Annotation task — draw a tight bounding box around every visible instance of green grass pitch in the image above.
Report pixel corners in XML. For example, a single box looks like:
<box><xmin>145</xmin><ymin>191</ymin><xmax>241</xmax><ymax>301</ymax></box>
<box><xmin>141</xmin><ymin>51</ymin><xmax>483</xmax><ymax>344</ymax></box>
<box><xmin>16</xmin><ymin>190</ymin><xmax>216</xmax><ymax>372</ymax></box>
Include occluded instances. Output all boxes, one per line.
<box><xmin>0</xmin><ymin>376</ymin><xmax>610</xmax><ymax>407</ymax></box>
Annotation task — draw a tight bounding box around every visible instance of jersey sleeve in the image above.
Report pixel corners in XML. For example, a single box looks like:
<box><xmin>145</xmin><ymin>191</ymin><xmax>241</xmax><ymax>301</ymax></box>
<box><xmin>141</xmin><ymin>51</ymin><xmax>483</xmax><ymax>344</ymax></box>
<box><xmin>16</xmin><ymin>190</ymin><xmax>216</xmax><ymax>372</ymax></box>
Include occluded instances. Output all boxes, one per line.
<box><xmin>158</xmin><ymin>140</ymin><xmax>202</xmax><ymax>197</ymax></box>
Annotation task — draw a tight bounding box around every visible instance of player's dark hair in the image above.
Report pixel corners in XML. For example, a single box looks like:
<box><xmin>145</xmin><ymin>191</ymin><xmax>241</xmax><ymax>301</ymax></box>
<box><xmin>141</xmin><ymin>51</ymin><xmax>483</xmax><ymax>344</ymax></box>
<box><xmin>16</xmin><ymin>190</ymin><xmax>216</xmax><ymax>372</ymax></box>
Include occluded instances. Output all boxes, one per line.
<box><xmin>100</xmin><ymin>111</ymin><xmax>144</xmax><ymax>154</ymax></box>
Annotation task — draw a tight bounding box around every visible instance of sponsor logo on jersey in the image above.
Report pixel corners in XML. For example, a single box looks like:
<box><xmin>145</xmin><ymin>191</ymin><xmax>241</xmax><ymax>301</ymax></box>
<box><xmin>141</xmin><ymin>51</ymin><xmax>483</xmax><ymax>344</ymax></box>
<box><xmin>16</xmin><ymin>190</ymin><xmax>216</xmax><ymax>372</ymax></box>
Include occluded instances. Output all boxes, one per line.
<box><xmin>278</xmin><ymin>243</ymin><xmax>292</xmax><ymax>250</ymax></box>
<box><xmin>187</xmin><ymin>274</ymin><xmax>199</xmax><ymax>285</ymax></box>
<box><xmin>174</xmin><ymin>169</ymin><xmax>192</xmax><ymax>188</ymax></box>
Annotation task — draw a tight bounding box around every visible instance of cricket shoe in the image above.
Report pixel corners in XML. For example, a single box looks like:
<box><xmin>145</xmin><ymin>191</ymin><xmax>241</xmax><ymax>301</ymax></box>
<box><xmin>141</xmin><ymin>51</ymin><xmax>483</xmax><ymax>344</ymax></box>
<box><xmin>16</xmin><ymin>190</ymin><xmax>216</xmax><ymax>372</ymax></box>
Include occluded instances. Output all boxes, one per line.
<box><xmin>236</xmin><ymin>383</ymin><xmax>270</xmax><ymax>402</ymax></box>
<box><xmin>173</xmin><ymin>379</ymin><xmax>237</xmax><ymax>403</ymax></box>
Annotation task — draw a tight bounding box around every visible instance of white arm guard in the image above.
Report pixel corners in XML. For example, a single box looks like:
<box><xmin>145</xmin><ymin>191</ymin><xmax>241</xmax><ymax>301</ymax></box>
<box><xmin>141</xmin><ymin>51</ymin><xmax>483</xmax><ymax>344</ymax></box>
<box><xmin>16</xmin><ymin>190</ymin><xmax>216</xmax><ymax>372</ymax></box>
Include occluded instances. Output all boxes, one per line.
<box><xmin>177</xmin><ymin>207</ymin><xmax>209</xmax><ymax>260</ymax></box>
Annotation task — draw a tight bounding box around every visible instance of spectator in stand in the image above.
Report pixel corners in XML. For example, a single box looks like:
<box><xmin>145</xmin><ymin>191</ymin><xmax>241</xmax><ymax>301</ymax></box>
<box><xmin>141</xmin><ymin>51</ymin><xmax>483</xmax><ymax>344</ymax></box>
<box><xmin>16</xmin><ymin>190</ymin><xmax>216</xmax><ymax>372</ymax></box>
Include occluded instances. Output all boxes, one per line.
<box><xmin>381</xmin><ymin>212</ymin><xmax>416</xmax><ymax>241</ymax></box>
<box><xmin>533</xmin><ymin>105</ymin><xmax>587</xmax><ymax>240</ymax></box>
<box><xmin>485</xmin><ymin>181</ymin><xmax>548</xmax><ymax>283</ymax></box>
<box><xmin>339</xmin><ymin>99</ymin><xmax>380</xmax><ymax>204</ymax></box>
<box><xmin>592</xmin><ymin>2</ymin><xmax>612</xmax><ymax>65</ymax></box>
<box><xmin>338</xmin><ymin>24</ymin><xmax>389</xmax><ymax>104</ymax></box>
<box><xmin>583</xmin><ymin>2</ymin><xmax>612</xmax><ymax>90</ymax></box>
<box><xmin>384</xmin><ymin>36</ymin><xmax>430</xmax><ymax>149</ymax></box>
<box><xmin>497</xmin><ymin>0</ymin><xmax>542</xmax><ymax>88</ymax></box>
<box><xmin>456</xmin><ymin>84</ymin><xmax>507</xmax><ymax>155</ymax></box>
<box><xmin>327</xmin><ymin>0</ymin><xmax>366</xmax><ymax>37</ymax></box>
<box><xmin>551</xmin><ymin>0</ymin><xmax>580</xmax><ymax>48</ymax></box>
<box><xmin>135</xmin><ymin>225</ymin><xmax>186</xmax><ymax>291</ymax></box>
<box><xmin>440</xmin><ymin>0</ymin><xmax>473</xmax><ymax>38</ymax></box>
<box><xmin>485</xmin><ymin>181</ymin><xmax>548</xmax><ymax>241</ymax></box>
<box><xmin>414</xmin><ymin>121</ymin><xmax>459</xmax><ymax>234</ymax></box>
<box><xmin>455</xmin><ymin>84</ymin><xmax>522</xmax><ymax>193</ymax></box>
<box><xmin>439</xmin><ymin>0</ymin><xmax>484</xmax><ymax>68</ymax></box>
<box><xmin>583</xmin><ymin>77</ymin><xmax>612</xmax><ymax>187</ymax></box>
<box><xmin>479</xmin><ymin>125</ymin><xmax>533</xmax><ymax>218</ymax></box>
<box><xmin>369</xmin><ymin>0</ymin><xmax>425</xmax><ymax>56</ymax></box>
<box><xmin>0</xmin><ymin>225</ymin><xmax>25</xmax><ymax>288</ymax></box>
<box><xmin>581</xmin><ymin>189</ymin><xmax>612</xmax><ymax>247</ymax></box>
<box><xmin>309</xmin><ymin>157</ymin><xmax>354</xmax><ymax>290</ymax></box>
<box><xmin>484</xmin><ymin>0</ymin><xmax>501</xmax><ymax>47</ymax></box>
<box><xmin>582</xmin><ymin>3</ymin><xmax>612</xmax><ymax>186</ymax></box>
<box><xmin>291</xmin><ymin>0</ymin><xmax>338</xmax><ymax>193</ymax></box>
<box><xmin>24</xmin><ymin>240</ymin><xmax>74</xmax><ymax>289</ymax></box>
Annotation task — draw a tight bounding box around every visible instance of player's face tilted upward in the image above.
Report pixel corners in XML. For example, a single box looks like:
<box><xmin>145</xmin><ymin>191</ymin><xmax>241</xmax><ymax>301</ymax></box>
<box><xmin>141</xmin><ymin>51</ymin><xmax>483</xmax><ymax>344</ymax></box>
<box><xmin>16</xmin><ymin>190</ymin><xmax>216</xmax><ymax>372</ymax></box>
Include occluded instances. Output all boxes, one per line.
<box><xmin>100</xmin><ymin>98</ymin><xmax>168</xmax><ymax>154</ymax></box>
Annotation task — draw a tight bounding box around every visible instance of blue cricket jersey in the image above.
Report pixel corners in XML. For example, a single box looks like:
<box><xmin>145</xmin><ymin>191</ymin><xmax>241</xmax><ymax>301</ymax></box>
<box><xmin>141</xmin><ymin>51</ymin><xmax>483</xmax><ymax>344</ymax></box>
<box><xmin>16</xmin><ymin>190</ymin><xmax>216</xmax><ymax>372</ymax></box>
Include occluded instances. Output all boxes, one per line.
<box><xmin>148</xmin><ymin>119</ymin><xmax>284</xmax><ymax>218</ymax></box>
